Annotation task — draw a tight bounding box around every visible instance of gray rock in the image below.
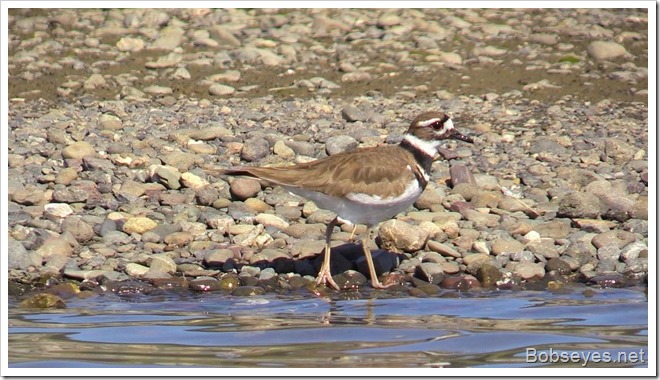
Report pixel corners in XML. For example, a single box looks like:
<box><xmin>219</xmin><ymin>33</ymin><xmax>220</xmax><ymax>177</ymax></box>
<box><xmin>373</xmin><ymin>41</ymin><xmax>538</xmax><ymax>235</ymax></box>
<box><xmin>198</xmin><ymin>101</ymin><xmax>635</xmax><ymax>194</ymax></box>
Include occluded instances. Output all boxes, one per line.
<box><xmin>61</xmin><ymin>217</ymin><xmax>95</xmax><ymax>243</ymax></box>
<box><xmin>341</xmin><ymin>106</ymin><xmax>369</xmax><ymax>122</ymax></box>
<box><xmin>414</xmin><ymin>261</ymin><xmax>445</xmax><ymax>284</ymax></box>
<box><xmin>9</xmin><ymin>238</ymin><xmax>41</xmax><ymax>270</ymax></box>
<box><xmin>591</xmin><ymin>230</ymin><xmax>636</xmax><ymax>249</ymax></box>
<box><xmin>52</xmin><ymin>187</ymin><xmax>88</xmax><ymax>203</ymax></box>
<box><xmin>587</xmin><ymin>40</ymin><xmax>628</xmax><ymax>60</ymax></box>
<box><xmin>558</xmin><ymin>192</ymin><xmax>601</xmax><ymax>219</ymax></box>
<box><xmin>325</xmin><ymin>135</ymin><xmax>358</xmax><ymax>155</ymax></box>
<box><xmin>240</xmin><ymin>137</ymin><xmax>270</xmax><ymax>162</ymax></box>
<box><xmin>209</xmin><ymin>84</ymin><xmax>236</xmax><ymax>96</ymax></box>
<box><xmin>597</xmin><ymin>243</ymin><xmax>621</xmax><ymax>262</ymax></box>
<box><xmin>150</xmin><ymin>165</ymin><xmax>181</xmax><ymax>190</ymax></box>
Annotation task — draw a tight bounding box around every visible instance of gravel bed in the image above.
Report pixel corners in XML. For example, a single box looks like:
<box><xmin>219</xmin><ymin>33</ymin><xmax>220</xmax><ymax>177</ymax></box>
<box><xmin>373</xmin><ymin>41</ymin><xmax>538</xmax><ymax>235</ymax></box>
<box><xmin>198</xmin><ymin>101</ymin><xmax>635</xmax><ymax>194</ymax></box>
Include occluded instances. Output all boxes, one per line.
<box><xmin>7</xmin><ymin>8</ymin><xmax>648</xmax><ymax>301</ymax></box>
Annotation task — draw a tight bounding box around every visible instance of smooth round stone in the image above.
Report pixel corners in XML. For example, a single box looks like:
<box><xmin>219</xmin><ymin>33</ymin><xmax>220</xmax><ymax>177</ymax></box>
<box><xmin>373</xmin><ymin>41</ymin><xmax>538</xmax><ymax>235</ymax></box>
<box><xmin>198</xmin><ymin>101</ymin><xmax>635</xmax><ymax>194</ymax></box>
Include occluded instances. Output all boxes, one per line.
<box><xmin>244</xmin><ymin>198</ymin><xmax>272</xmax><ymax>213</ymax></box>
<box><xmin>255</xmin><ymin>213</ymin><xmax>289</xmax><ymax>230</ymax></box>
<box><xmin>203</xmin><ymin>249</ymin><xmax>235</xmax><ymax>266</ymax></box>
<box><xmin>209</xmin><ymin>84</ymin><xmax>236</xmax><ymax>96</ymax></box>
<box><xmin>229</xmin><ymin>178</ymin><xmax>261</xmax><ymax>201</ymax></box>
<box><xmin>587</xmin><ymin>40</ymin><xmax>628</xmax><ymax>60</ymax></box>
<box><xmin>125</xmin><ymin>263</ymin><xmax>149</xmax><ymax>277</ymax></box>
<box><xmin>55</xmin><ymin>168</ymin><xmax>78</xmax><ymax>185</ymax></box>
<box><xmin>149</xmin><ymin>254</ymin><xmax>177</xmax><ymax>274</ymax></box>
<box><xmin>491</xmin><ymin>238</ymin><xmax>524</xmax><ymax>255</ymax></box>
<box><xmin>189</xmin><ymin>277</ymin><xmax>222</xmax><ymax>292</ymax></box>
<box><xmin>61</xmin><ymin>141</ymin><xmax>96</xmax><ymax>160</ymax></box>
<box><xmin>218</xmin><ymin>274</ymin><xmax>240</xmax><ymax>291</ymax></box>
<box><xmin>514</xmin><ymin>262</ymin><xmax>546</xmax><ymax>281</ymax></box>
<box><xmin>378</xmin><ymin>220</ymin><xmax>429</xmax><ymax>253</ymax></box>
<box><xmin>123</xmin><ymin>217</ymin><xmax>158</xmax><ymax>234</ymax></box>
<box><xmin>427</xmin><ymin>240</ymin><xmax>462</xmax><ymax>258</ymax></box>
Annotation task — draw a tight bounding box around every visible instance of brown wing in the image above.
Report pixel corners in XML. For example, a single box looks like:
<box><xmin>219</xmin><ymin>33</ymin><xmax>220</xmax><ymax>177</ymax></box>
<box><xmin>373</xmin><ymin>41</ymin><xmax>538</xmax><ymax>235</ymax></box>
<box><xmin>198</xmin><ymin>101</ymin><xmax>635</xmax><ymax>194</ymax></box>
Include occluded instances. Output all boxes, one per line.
<box><xmin>223</xmin><ymin>146</ymin><xmax>420</xmax><ymax>198</ymax></box>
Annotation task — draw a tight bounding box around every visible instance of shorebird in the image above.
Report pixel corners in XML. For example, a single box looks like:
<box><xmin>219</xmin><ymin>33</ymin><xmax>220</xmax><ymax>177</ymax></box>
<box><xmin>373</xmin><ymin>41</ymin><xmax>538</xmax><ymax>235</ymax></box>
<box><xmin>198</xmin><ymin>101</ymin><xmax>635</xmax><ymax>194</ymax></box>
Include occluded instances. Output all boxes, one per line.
<box><xmin>217</xmin><ymin>111</ymin><xmax>474</xmax><ymax>289</ymax></box>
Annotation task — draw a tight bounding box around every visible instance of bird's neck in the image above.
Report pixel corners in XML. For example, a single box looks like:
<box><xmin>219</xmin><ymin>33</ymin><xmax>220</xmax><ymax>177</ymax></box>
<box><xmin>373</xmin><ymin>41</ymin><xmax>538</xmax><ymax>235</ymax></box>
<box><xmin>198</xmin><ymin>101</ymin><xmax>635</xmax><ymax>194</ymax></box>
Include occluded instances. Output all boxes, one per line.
<box><xmin>399</xmin><ymin>133</ymin><xmax>438</xmax><ymax>175</ymax></box>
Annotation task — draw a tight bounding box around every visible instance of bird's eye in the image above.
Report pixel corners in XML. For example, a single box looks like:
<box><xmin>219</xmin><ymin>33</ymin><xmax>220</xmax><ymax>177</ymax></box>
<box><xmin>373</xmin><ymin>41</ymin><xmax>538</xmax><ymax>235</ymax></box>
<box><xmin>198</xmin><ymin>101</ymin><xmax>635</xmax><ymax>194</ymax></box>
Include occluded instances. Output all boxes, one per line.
<box><xmin>432</xmin><ymin>121</ymin><xmax>443</xmax><ymax>130</ymax></box>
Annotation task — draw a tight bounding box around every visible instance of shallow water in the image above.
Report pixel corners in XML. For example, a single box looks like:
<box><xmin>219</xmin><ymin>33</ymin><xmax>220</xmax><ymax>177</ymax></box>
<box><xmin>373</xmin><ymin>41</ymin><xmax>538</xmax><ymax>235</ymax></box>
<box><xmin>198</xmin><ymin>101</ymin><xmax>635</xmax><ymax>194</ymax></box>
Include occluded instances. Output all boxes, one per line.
<box><xmin>8</xmin><ymin>286</ymin><xmax>648</xmax><ymax>369</ymax></box>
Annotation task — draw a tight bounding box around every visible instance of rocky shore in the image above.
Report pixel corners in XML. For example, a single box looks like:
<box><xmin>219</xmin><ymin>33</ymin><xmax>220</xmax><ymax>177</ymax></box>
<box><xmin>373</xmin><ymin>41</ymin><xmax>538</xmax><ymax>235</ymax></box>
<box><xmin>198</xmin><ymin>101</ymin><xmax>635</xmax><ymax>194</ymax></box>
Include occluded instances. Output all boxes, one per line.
<box><xmin>7</xmin><ymin>8</ymin><xmax>648</xmax><ymax>302</ymax></box>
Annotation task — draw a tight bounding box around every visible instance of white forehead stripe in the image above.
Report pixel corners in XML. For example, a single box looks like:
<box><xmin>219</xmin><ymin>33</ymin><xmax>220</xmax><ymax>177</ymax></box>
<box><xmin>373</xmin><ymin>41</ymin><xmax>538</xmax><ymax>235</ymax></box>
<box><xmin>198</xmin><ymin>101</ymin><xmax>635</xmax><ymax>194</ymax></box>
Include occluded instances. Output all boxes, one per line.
<box><xmin>444</xmin><ymin>118</ymin><xmax>454</xmax><ymax>130</ymax></box>
<box><xmin>418</xmin><ymin>118</ymin><xmax>442</xmax><ymax>127</ymax></box>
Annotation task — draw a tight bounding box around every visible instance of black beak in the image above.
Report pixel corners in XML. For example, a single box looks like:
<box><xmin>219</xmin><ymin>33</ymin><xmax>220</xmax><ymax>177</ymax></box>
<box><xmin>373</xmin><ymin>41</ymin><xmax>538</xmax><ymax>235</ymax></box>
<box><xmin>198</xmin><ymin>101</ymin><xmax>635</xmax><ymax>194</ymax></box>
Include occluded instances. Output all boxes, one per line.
<box><xmin>450</xmin><ymin>129</ymin><xmax>474</xmax><ymax>143</ymax></box>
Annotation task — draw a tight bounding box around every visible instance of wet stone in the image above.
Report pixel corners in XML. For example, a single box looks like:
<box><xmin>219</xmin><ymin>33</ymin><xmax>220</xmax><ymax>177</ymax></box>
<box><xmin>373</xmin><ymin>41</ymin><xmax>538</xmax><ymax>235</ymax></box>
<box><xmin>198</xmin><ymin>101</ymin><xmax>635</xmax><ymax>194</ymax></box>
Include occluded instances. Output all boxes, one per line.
<box><xmin>19</xmin><ymin>293</ymin><xmax>66</xmax><ymax>309</ymax></box>
<box><xmin>475</xmin><ymin>264</ymin><xmax>502</xmax><ymax>288</ymax></box>
<box><xmin>333</xmin><ymin>270</ymin><xmax>368</xmax><ymax>290</ymax></box>
<box><xmin>441</xmin><ymin>275</ymin><xmax>481</xmax><ymax>290</ymax></box>
<box><xmin>545</xmin><ymin>257</ymin><xmax>573</xmax><ymax>275</ymax></box>
<box><xmin>232</xmin><ymin>285</ymin><xmax>266</xmax><ymax>296</ymax></box>
<box><xmin>414</xmin><ymin>262</ymin><xmax>445</xmax><ymax>285</ymax></box>
<box><xmin>189</xmin><ymin>276</ymin><xmax>222</xmax><ymax>292</ymax></box>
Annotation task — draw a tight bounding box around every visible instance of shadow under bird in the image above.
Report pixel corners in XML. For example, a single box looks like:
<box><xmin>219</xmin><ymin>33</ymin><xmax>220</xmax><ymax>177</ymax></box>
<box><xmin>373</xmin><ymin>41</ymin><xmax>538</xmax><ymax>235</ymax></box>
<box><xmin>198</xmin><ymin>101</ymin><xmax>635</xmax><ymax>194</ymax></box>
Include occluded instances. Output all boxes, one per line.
<box><xmin>215</xmin><ymin>111</ymin><xmax>474</xmax><ymax>290</ymax></box>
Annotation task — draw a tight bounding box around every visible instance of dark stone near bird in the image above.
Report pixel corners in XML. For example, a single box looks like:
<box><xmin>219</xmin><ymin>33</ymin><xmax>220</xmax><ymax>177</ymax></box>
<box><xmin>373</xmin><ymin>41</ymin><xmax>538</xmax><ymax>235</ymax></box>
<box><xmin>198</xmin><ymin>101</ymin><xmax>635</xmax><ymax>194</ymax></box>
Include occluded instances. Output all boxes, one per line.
<box><xmin>333</xmin><ymin>270</ymin><xmax>367</xmax><ymax>289</ymax></box>
<box><xmin>356</xmin><ymin>249</ymin><xmax>398</xmax><ymax>278</ymax></box>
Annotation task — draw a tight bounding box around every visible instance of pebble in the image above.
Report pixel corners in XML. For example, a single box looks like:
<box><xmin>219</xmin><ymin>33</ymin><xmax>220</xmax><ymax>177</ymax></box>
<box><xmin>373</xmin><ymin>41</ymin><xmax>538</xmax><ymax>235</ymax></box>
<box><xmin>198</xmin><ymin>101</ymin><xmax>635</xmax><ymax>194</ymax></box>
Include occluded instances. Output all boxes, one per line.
<box><xmin>122</xmin><ymin>217</ymin><xmax>158</xmax><ymax>234</ymax></box>
<box><xmin>587</xmin><ymin>41</ymin><xmax>628</xmax><ymax>60</ymax></box>
<box><xmin>378</xmin><ymin>220</ymin><xmax>429</xmax><ymax>253</ymax></box>
<box><xmin>241</xmin><ymin>137</ymin><xmax>270</xmax><ymax>162</ymax></box>
<box><xmin>229</xmin><ymin>178</ymin><xmax>261</xmax><ymax>201</ymax></box>
<box><xmin>325</xmin><ymin>135</ymin><xmax>358</xmax><ymax>155</ymax></box>
<box><xmin>209</xmin><ymin>84</ymin><xmax>236</xmax><ymax>96</ymax></box>
<box><xmin>61</xmin><ymin>141</ymin><xmax>96</xmax><ymax>160</ymax></box>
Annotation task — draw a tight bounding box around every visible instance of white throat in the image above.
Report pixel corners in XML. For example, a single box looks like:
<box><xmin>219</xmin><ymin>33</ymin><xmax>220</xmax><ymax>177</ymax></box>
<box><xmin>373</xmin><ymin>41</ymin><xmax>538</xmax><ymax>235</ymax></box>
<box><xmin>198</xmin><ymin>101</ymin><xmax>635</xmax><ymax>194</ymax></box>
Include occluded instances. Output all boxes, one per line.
<box><xmin>402</xmin><ymin>133</ymin><xmax>440</xmax><ymax>157</ymax></box>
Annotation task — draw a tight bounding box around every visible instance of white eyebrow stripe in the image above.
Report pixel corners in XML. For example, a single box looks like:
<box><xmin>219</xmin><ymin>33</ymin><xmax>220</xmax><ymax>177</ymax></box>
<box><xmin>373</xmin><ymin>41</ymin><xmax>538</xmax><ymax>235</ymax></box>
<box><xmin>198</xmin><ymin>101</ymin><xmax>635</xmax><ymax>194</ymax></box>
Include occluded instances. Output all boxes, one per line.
<box><xmin>417</xmin><ymin>118</ymin><xmax>442</xmax><ymax>127</ymax></box>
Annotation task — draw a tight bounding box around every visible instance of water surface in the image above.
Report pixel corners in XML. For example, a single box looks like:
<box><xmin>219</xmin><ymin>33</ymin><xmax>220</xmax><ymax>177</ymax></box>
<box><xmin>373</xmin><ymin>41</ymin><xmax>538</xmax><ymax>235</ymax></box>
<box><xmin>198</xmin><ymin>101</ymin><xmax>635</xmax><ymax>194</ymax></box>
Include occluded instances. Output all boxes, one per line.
<box><xmin>8</xmin><ymin>286</ymin><xmax>648</xmax><ymax>369</ymax></box>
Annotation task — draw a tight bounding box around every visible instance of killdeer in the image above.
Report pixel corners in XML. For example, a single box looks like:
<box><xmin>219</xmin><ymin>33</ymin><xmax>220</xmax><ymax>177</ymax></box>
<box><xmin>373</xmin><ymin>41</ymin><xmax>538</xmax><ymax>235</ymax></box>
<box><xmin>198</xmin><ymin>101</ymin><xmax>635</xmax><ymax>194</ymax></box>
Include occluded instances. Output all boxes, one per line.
<box><xmin>216</xmin><ymin>111</ymin><xmax>474</xmax><ymax>289</ymax></box>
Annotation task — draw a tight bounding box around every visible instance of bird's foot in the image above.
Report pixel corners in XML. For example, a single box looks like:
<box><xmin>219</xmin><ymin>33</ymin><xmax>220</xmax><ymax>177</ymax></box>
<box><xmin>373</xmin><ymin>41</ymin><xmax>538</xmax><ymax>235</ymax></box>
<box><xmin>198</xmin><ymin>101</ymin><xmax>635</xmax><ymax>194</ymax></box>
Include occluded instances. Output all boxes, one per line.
<box><xmin>371</xmin><ymin>280</ymin><xmax>397</xmax><ymax>289</ymax></box>
<box><xmin>316</xmin><ymin>267</ymin><xmax>340</xmax><ymax>290</ymax></box>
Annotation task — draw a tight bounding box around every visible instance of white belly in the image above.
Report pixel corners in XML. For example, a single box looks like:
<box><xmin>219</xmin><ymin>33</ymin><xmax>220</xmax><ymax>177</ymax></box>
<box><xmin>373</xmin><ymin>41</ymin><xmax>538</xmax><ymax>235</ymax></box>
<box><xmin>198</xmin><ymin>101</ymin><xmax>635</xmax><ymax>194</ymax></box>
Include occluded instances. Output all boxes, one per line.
<box><xmin>283</xmin><ymin>180</ymin><xmax>422</xmax><ymax>226</ymax></box>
